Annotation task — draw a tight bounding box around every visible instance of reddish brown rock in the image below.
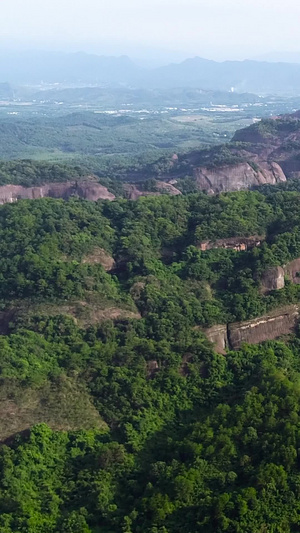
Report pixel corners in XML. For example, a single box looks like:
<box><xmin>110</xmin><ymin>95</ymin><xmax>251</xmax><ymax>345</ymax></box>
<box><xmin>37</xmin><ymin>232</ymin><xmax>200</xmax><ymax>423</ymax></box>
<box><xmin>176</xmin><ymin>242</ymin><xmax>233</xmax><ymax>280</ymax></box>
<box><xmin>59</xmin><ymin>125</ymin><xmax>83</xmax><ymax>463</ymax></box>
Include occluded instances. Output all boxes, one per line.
<box><xmin>193</xmin><ymin>161</ymin><xmax>286</xmax><ymax>194</ymax></box>
<box><xmin>147</xmin><ymin>360</ymin><xmax>159</xmax><ymax>378</ymax></box>
<box><xmin>123</xmin><ymin>184</ymin><xmax>159</xmax><ymax>200</ymax></box>
<box><xmin>198</xmin><ymin>235</ymin><xmax>264</xmax><ymax>252</ymax></box>
<box><xmin>0</xmin><ymin>180</ymin><xmax>115</xmax><ymax>205</ymax></box>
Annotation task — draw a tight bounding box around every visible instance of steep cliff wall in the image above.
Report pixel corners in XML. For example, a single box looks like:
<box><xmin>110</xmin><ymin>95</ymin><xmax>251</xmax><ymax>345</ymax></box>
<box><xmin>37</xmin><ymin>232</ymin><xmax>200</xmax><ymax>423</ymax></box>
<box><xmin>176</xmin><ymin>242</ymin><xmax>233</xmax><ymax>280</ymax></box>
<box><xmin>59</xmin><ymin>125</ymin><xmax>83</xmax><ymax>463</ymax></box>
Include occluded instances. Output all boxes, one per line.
<box><xmin>261</xmin><ymin>266</ymin><xmax>285</xmax><ymax>292</ymax></box>
<box><xmin>0</xmin><ymin>181</ymin><xmax>115</xmax><ymax>204</ymax></box>
<box><xmin>203</xmin><ymin>306</ymin><xmax>299</xmax><ymax>353</ymax></box>
<box><xmin>193</xmin><ymin>161</ymin><xmax>286</xmax><ymax>194</ymax></box>
<box><xmin>228</xmin><ymin>305</ymin><xmax>299</xmax><ymax>350</ymax></box>
<box><xmin>203</xmin><ymin>324</ymin><xmax>228</xmax><ymax>354</ymax></box>
<box><xmin>198</xmin><ymin>235</ymin><xmax>264</xmax><ymax>252</ymax></box>
<box><xmin>284</xmin><ymin>258</ymin><xmax>300</xmax><ymax>284</ymax></box>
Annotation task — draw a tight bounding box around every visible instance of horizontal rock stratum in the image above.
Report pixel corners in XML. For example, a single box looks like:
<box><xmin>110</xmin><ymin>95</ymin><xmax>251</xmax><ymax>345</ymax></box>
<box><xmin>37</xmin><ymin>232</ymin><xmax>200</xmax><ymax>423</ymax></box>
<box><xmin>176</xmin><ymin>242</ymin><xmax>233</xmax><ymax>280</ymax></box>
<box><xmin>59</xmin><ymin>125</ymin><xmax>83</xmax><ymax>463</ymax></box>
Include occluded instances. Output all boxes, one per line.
<box><xmin>0</xmin><ymin>181</ymin><xmax>116</xmax><ymax>204</ymax></box>
<box><xmin>203</xmin><ymin>305</ymin><xmax>299</xmax><ymax>353</ymax></box>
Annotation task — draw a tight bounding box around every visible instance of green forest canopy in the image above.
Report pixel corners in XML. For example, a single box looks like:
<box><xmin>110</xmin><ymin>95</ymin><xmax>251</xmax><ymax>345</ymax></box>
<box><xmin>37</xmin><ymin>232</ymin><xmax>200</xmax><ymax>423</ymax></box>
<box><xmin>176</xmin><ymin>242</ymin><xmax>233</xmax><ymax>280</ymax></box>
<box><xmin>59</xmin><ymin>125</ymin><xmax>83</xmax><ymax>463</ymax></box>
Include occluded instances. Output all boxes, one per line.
<box><xmin>1</xmin><ymin>186</ymin><xmax>300</xmax><ymax>530</ymax></box>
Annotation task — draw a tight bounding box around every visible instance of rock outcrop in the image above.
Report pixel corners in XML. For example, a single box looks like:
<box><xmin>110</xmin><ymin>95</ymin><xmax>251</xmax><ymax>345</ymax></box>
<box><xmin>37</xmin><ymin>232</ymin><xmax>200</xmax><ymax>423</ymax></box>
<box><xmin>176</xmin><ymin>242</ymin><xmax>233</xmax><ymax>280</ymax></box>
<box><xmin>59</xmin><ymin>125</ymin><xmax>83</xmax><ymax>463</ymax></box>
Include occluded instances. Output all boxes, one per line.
<box><xmin>144</xmin><ymin>112</ymin><xmax>300</xmax><ymax>194</ymax></box>
<box><xmin>193</xmin><ymin>161</ymin><xmax>286</xmax><ymax>194</ymax></box>
<box><xmin>147</xmin><ymin>360</ymin><xmax>159</xmax><ymax>378</ymax></box>
<box><xmin>123</xmin><ymin>181</ymin><xmax>181</xmax><ymax>200</ymax></box>
<box><xmin>228</xmin><ymin>305</ymin><xmax>299</xmax><ymax>350</ymax></box>
<box><xmin>198</xmin><ymin>235</ymin><xmax>264</xmax><ymax>252</ymax></box>
<box><xmin>82</xmin><ymin>248</ymin><xmax>116</xmax><ymax>271</ymax></box>
<box><xmin>0</xmin><ymin>180</ymin><xmax>115</xmax><ymax>205</ymax></box>
<box><xmin>155</xmin><ymin>181</ymin><xmax>181</xmax><ymax>195</ymax></box>
<box><xmin>261</xmin><ymin>266</ymin><xmax>285</xmax><ymax>292</ymax></box>
<box><xmin>203</xmin><ymin>324</ymin><xmax>228</xmax><ymax>354</ymax></box>
<box><xmin>203</xmin><ymin>306</ymin><xmax>299</xmax><ymax>353</ymax></box>
<box><xmin>284</xmin><ymin>258</ymin><xmax>300</xmax><ymax>284</ymax></box>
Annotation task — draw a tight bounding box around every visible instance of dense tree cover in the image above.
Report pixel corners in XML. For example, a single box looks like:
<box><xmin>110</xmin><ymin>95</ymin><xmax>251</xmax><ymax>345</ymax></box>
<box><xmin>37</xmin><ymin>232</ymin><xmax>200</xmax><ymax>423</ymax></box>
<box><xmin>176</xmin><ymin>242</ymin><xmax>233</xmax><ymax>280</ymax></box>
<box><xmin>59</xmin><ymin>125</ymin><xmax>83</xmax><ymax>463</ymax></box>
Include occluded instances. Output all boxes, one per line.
<box><xmin>2</xmin><ymin>188</ymin><xmax>300</xmax><ymax>530</ymax></box>
<box><xmin>2</xmin><ymin>320</ymin><xmax>300</xmax><ymax>531</ymax></box>
<box><xmin>0</xmin><ymin>160</ymin><xmax>85</xmax><ymax>186</ymax></box>
<box><xmin>0</xmin><ymin>199</ymin><xmax>126</xmax><ymax>303</ymax></box>
<box><xmin>0</xmin><ymin>159</ymin><xmax>125</xmax><ymax>196</ymax></box>
<box><xmin>234</xmin><ymin>117</ymin><xmax>300</xmax><ymax>143</ymax></box>
<box><xmin>0</xmin><ymin>111</ymin><xmax>216</xmax><ymax>167</ymax></box>
<box><xmin>1</xmin><ymin>188</ymin><xmax>300</xmax><ymax>324</ymax></box>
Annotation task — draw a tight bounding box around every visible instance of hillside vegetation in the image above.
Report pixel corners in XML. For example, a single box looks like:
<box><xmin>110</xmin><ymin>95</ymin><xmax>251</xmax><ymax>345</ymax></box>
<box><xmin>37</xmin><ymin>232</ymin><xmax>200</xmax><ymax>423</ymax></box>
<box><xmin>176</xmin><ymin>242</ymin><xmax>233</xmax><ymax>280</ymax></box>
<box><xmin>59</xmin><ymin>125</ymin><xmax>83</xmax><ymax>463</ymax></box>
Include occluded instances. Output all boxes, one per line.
<box><xmin>0</xmin><ymin>112</ymin><xmax>232</xmax><ymax>169</ymax></box>
<box><xmin>0</xmin><ymin>184</ymin><xmax>300</xmax><ymax>530</ymax></box>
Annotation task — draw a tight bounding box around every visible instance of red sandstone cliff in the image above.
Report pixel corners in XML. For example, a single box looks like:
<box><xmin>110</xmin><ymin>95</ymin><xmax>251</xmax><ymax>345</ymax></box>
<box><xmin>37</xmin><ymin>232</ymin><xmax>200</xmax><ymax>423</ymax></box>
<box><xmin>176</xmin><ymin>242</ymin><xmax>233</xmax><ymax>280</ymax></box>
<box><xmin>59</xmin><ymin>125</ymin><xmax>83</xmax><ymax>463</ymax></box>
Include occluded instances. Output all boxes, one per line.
<box><xmin>0</xmin><ymin>181</ymin><xmax>115</xmax><ymax>204</ymax></box>
<box><xmin>193</xmin><ymin>161</ymin><xmax>286</xmax><ymax>194</ymax></box>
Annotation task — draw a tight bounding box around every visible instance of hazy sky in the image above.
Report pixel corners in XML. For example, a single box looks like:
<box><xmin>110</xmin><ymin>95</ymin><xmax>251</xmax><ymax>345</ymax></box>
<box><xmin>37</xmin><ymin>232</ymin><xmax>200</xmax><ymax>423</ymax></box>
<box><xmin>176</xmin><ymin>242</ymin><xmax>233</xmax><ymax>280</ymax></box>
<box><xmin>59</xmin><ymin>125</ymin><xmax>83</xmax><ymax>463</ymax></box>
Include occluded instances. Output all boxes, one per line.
<box><xmin>2</xmin><ymin>0</ymin><xmax>300</xmax><ymax>61</ymax></box>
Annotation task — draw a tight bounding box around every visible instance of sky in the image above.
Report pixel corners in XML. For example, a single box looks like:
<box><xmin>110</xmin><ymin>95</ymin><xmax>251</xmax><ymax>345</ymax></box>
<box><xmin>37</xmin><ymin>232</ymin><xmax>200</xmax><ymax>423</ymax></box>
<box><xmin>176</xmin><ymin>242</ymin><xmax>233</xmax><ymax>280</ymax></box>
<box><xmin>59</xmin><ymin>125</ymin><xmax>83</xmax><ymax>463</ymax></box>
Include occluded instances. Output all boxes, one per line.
<box><xmin>1</xmin><ymin>0</ymin><xmax>300</xmax><ymax>63</ymax></box>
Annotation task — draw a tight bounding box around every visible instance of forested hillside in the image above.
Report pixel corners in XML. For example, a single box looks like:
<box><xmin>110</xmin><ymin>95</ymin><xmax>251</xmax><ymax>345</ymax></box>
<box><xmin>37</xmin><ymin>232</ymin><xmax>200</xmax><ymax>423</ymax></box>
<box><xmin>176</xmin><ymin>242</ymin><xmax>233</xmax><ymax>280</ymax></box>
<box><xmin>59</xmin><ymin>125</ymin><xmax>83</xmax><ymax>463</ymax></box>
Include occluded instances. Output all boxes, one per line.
<box><xmin>0</xmin><ymin>112</ymin><xmax>227</xmax><ymax>166</ymax></box>
<box><xmin>0</xmin><ymin>184</ymin><xmax>300</xmax><ymax>530</ymax></box>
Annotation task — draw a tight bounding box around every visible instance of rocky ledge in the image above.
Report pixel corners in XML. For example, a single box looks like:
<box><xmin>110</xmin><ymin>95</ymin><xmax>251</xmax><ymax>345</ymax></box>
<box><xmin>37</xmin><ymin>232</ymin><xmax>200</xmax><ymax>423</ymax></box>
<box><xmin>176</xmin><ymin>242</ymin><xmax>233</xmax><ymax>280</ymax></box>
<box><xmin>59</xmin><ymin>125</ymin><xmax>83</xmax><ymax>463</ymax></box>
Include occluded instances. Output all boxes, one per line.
<box><xmin>203</xmin><ymin>305</ymin><xmax>299</xmax><ymax>353</ymax></box>
<box><xmin>0</xmin><ymin>180</ymin><xmax>115</xmax><ymax>204</ymax></box>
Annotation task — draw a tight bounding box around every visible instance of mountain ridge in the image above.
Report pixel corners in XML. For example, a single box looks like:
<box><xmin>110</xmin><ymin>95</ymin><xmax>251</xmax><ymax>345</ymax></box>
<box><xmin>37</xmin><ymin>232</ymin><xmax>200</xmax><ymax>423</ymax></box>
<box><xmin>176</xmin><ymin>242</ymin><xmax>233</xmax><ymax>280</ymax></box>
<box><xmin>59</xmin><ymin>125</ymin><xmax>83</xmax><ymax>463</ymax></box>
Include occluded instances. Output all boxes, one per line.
<box><xmin>143</xmin><ymin>111</ymin><xmax>300</xmax><ymax>194</ymax></box>
<box><xmin>2</xmin><ymin>50</ymin><xmax>300</xmax><ymax>94</ymax></box>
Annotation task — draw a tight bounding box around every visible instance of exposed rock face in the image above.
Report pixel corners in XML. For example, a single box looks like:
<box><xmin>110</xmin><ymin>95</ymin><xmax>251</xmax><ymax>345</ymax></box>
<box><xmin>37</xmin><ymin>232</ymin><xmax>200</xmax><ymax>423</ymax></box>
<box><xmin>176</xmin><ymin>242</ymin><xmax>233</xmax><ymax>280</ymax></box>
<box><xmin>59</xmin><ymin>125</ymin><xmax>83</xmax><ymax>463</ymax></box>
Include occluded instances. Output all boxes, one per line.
<box><xmin>124</xmin><ymin>181</ymin><xmax>181</xmax><ymax>200</ymax></box>
<box><xmin>155</xmin><ymin>182</ymin><xmax>181</xmax><ymax>195</ymax></box>
<box><xmin>123</xmin><ymin>184</ymin><xmax>159</xmax><ymax>200</ymax></box>
<box><xmin>202</xmin><ymin>306</ymin><xmax>299</xmax><ymax>353</ymax></box>
<box><xmin>193</xmin><ymin>161</ymin><xmax>286</xmax><ymax>194</ymax></box>
<box><xmin>228</xmin><ymin>305</ymin><xmax>299</xmax><ymax>350</ymax></box>
<box><xmin>261</xmin><ymin>266</ymin><xmax>285</xmax><ymax>292</ymax></box>
<box><xmin>0</xmin><ymin>180</ymin><xmax>182</xmax><ymax>205</ymax></box>
<box><xmin>149</xmin><ymin>113</ymin><xmax>300</xmax><ymax>194</ymax></box>
<box><xmin>147</xmin><ymin>360</ymin><xmax>159</xmax><ymax>378</ymax></box>
<box><xmin>232</xmin><ymin>114</ymin><xmax>300</xmax><ymax>182</ymax></box>
<box><xmin>198</xmin><ymin>235</ymin><xmax>264</xmax><ymax>252</ymax></box>
<box><xmin>284</xmin><ymin>258</ymin><xmax>300</xmax><ymax>284</ymax></box>
<box><xmin>82</xmin><ymin>248</ymin><xmax>115</xmax><ymax>271</ymax></box>
<box><xmin>204</xmin><ymin>324</ymin><xmax>228</xmax><ymax>354</ymax></box>
<box><xmin>0</xmin><ymin>181</ymin><xmax>115</xmax><ymax>205</ymax></box>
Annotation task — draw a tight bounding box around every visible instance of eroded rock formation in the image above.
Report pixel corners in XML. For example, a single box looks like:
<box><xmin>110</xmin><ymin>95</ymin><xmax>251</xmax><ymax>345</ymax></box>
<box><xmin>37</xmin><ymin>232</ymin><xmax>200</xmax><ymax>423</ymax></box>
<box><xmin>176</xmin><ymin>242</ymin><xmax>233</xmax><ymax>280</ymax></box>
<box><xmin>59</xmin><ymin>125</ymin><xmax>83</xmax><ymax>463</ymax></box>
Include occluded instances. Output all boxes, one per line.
<box><xmin>198</xmin><ymin>235</ymin><xmax>264</xmax><ymax>252</ymax></box>
<box><xmin>284</xmin><ymin>258</ymin><xmax>300</xmax><ymax>284</ymax></box>
<box><xmin>123</xmin><ymin>181</ymin><xmax>181</xmax><ymax>200</ymax></box>
<box><xmin>203</xmin><ymin>324</ymin><xmax>228</xmax><ymax>354</ymax></box>
<box><xmin>261</xmin><ymin>266</ymin><xmax>285</xmax><ymax>292</ymax></box>
<box><xmin>203</xmin><ymin>306</ymin><xmax>299</xmax><ymax>353</ymax></box>
<box><xmin>82</xmin><ymin>248</ymin><xmax>116</xmax><ymax>271</ymax></box>
<box><xmin>228</xmin><ymin>305</ymin><xmax>299</xmax><ymax>350</ymax></box>
<box><xmin>0</xmin><ymin>180</ymin><xmax>115</xmax><ymax>204</ymax></box>
<box><xmin>193</xmin><ymin>161</ymin><xmax>286</xmax><ymax>194</ymax></box>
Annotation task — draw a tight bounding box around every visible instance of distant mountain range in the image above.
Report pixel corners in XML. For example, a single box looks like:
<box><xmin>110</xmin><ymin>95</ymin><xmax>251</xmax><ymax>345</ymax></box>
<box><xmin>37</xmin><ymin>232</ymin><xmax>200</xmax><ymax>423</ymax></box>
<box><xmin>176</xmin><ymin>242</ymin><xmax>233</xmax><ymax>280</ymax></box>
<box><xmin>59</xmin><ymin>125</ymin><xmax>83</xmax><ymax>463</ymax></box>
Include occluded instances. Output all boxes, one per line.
<box><xmin>2</xmin><ymin>50</ymin><xmax>300</xmax><ymax>95</ymax></box>
<box><xmin>149</xmin><ymin>57</ymin><xmax>300</xmax><ymax>94</ymax></box>
<box><xmin>0</xmin><ymin>50</ymin><xmax>140</xmax><ymax>85</ymax></box>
